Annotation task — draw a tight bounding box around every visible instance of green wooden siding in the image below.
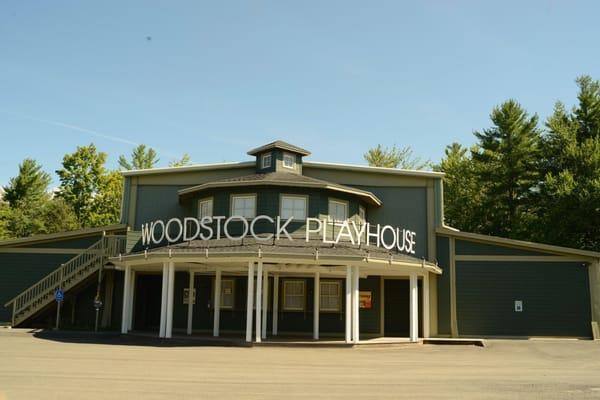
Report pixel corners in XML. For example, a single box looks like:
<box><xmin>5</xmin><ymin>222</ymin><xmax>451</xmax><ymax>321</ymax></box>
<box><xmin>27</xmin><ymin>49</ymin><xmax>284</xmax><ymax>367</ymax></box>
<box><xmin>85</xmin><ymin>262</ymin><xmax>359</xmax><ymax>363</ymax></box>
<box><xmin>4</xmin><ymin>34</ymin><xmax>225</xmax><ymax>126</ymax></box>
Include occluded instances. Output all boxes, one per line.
<box><xmin>456</xmin><ymin>261</ymin><xmax>591</xmax><ymax>337</ymax></box>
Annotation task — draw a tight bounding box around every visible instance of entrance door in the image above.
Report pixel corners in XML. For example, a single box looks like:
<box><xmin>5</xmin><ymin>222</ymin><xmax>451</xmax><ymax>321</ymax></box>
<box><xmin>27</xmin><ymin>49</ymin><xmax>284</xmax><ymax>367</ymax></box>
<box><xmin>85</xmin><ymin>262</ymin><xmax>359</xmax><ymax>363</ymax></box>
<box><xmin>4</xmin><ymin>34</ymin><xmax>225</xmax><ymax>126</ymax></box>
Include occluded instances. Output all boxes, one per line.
<box><xmin>133</xmin><ymin>274</ymin><xmax>162</xmax><ymax>331</ymax></box>
<box><xmin>384</xmin><ymin>279</ymin><xmax>422</xmax><ymax>337</ymax></box>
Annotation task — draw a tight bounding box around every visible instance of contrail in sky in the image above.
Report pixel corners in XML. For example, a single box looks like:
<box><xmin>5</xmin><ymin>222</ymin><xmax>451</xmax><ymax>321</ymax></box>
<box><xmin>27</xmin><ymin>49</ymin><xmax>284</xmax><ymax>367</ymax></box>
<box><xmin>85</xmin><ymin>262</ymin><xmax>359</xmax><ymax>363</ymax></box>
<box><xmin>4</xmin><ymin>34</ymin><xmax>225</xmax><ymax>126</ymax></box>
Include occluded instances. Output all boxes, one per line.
<box><xmin>1</xmin><ymin>109</ymin><xmax>185</xmax><ymax>159</ymax></box>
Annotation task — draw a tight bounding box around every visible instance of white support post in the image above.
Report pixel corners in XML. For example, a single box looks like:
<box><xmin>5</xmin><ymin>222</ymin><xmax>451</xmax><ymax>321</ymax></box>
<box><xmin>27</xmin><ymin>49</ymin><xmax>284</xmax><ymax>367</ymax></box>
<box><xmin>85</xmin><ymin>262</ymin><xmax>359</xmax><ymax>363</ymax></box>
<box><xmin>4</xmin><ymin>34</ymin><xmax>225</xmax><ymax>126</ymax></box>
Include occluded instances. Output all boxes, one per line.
<box><xmin>313</xmin><ymin>271</ymin><xmax>320</xmax><ymax>340</ymax></box>
<box><xmin>352</xmin><ymin>266</ymin><xmax>360</xmax><ymax>344</ymax></box>
<box><xmin>423</xmin><ymin>273</ymin><xmax>430</xmax><ymax>339</ymax></box>
<box><xmin>127</xmin><ymin>270</ymin><xmax>135</xmax><ymax>331</ymax></box>
<box><xmin>261</xmin><ymin>269</ymin><xmax>268</xmax><ymax>340</ymax></box>
<box><xmin>345</xmin><ymin>266</ymin><xmax>352</xmax><ymax>343</ymax></box>
<box><xmin>187</xmin><ymin>271</ymin><xmax>194</xmax><ymax>335</ymax></box>
<box><xmin>272</xmin><ymin>274</ymin><xmax>279</xmax><ymax>336</ymax></box>
<box><xmin>255</xmin><ymin>261</ymin><xmax>263</xmax><ymax>343</ymax></box>
<box><xmin>213</xmin><ymin>268</ymin><xmax>221</xmax><ymax>337</ymax></box>
<box><xmin>245</xmin><ymin>261</ymin><xmax>255</xmax><ymax>342</ymax></box>
<box><xmin>159</xmin><ymin>262</ymin><xmax>168</xmax><ymax>338</ymax></box>
<box><xmin>120</xmin><ymin>265</ymin><xmax>131</xmax><ymax>334</ymax></box>
<box><xmin>409</xmin><ymin>273</ymin><xmax>419</xmax><ymax>342</ymax></box>
<box><xmin>165</xmin><ymin>262</ymin><xmax>175</xmax><ymax>339</ymax></box>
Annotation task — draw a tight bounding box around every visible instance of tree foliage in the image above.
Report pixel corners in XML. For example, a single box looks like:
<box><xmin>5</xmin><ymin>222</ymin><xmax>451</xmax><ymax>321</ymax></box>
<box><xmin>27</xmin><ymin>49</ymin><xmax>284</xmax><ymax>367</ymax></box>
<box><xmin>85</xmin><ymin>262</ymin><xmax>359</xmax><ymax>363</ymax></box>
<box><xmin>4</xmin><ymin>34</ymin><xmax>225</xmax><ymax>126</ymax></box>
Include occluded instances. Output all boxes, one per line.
<box><xmin>364</xmin><ymin>145</ymin><xmax>431</xmax><ymax>170</ymax></box>
<box><xmin>2</xmin><ymin>159</ymin><xmax>51</xmax><ymax>208</ymax></box>
<box><xmin>56</xmin><ymin>144</ymin><xmax>122</xmax><ymax>227</ymax></box>
<box><xmin>169</xmin><ymin>153</ymin><xmax>191</xmax><ymax>167</ymax></box>
<box><xmin>118</xmin><ymin>144</ymin><xmax>159</xmax><ymax>170</ymax></box>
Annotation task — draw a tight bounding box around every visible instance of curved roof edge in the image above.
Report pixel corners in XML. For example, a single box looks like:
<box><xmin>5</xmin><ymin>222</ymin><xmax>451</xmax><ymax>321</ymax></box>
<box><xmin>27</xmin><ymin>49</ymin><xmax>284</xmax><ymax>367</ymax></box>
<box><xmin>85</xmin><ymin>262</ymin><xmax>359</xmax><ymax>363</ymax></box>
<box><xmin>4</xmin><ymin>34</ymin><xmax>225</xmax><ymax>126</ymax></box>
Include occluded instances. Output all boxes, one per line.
<box><xmin>120</xmin><ymin>160</ymin><xmax>444</xmax><ymax>178</ymax></box>
<box><xmin>178</xmin><ymin>176</ymin><xmax>383</xmax><ymax>206</ymax></box>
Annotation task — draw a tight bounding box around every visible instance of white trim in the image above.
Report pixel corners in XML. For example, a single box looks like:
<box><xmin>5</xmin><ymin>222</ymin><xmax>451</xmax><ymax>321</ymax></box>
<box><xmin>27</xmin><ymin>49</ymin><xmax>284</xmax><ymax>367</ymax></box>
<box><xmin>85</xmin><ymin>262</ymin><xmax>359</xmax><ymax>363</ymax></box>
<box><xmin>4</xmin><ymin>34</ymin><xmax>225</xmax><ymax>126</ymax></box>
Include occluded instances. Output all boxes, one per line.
<box><xmin>345</xmin><ymin>266</ymin><xmax>352</xmax><ymax>343</ymax></box>
<box><xmin>245</xmin><ymin>261</ymin><xmax>254</xmax><ymax>342</ymax></box>
<box><xmin>230</xmin><ymin>194</ymin><xmax>257</xmax><ymax>219</ymax></box>
<box><xmin>280</xmin><ymin>194</ymin><xmax>308</xmax><ymax>221</ymax></box>
<box><xmin>282</xmin><ymin>152</ymin><xmax>296</xmax><ymax>169</ymax></box>
<box><xmin>319</xmin><ymin>280</ymin><xmax>342</xmax><ymax>312</ymax></box>
<box><xmin>352</xmin><ymin>266</ymin><xmax>359</xmax><ymax>344</ymax></box>
<box><xmin>198</xmin><ymin>197</ymin><xmax>214</xmax><ymax>219</ymax></box>
<box><xmin>255</xmin><ymin>261</ymin><xmax>263</xmax><ymax>343</ymax></box>
<box><xmin>313</xmin><ymin>272</ymin><xmax>320</xmax><ymax>340</ymax></box>
<box><xmin>272</xmin><ymin>274</ymin><xmax>279</xmax><ymax>336</ymax></box>
<box><xmin>261</xmin><ymin>153</ymin><xmax>272</xmax><ymax>169</ymax></box>
<box><xmin>262</xmin><ymin>269</ymin><xmax>268</xmax><ymax>340</ymax></box>
<box><xmin>304</xmin><ymin>161</ymin><xmax>444</xmax><ymax>178</ymax></box>
<box><xmin>121</xmin><ymin>161</ymin><xmax>254</xmax><ymax>177</ymax></box>
<box><xmin>328</xmin><ymin>198</ymin><xmax>349</xmax><ymax>222</ymax></box>
<box><xmin>159</xmin><ymin>263</ymin><xmax>168</xmax><ymax>338</ymax></box>
<box><xmin>409</xmin><ymin>273</ymin><xmax>418</xmax><ymax>342</ymax></box>
<box><xmin>165</xmin><ymin>262</ymin><xmax>175</xmax><ymax>338</ymax></box>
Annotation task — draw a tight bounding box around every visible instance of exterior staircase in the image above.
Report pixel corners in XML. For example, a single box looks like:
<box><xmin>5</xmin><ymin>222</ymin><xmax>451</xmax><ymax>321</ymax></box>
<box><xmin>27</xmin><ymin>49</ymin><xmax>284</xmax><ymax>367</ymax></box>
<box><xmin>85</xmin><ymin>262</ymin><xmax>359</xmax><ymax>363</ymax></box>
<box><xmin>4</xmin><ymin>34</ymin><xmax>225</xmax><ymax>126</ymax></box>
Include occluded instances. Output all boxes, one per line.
<box><xmin>4</xmin><ymin>235</ymin><xmax>126</xmax><ymax>327</ymax></box>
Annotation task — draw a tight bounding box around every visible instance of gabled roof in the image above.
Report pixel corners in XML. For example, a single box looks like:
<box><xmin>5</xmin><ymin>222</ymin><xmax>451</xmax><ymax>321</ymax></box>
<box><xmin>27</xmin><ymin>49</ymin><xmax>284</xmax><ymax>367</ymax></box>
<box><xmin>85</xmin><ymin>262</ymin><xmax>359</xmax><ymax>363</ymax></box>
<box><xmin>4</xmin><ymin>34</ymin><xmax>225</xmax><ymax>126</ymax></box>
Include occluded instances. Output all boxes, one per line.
<box><xmin>178</xmin><ymin>172</ymin><xmax>382</xmax><ymax>206</ymax></box>
<box><xmin>0</xmin><ymin>224</ymin><xmax>127</xmax><ymax>247</ymax></box>
<box><xmin>120</xmin><ymin>160</ymin><xmax>443</xmax><ymax>178</ymax></box>
<box><xmin>247</xmin><ymin>141</ymin><xmax>311</xmax><ymax>156</ymax></box>
<box><xmin>436</xmin><ymin>226</ymin><xmax>600</xmax><ymax>260</ymax></box>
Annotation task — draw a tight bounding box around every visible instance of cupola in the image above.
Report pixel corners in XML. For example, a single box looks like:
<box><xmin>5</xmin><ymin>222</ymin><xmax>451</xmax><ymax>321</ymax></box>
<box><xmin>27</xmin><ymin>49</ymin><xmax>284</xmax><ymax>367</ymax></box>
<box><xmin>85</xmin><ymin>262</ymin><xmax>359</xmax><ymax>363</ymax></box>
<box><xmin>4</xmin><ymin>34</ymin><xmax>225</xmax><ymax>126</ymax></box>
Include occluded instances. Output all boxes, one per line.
<box><xmin>247</xmin><ymin>140</ymin><xmax>311</xmax><ymax>175</ymax></box>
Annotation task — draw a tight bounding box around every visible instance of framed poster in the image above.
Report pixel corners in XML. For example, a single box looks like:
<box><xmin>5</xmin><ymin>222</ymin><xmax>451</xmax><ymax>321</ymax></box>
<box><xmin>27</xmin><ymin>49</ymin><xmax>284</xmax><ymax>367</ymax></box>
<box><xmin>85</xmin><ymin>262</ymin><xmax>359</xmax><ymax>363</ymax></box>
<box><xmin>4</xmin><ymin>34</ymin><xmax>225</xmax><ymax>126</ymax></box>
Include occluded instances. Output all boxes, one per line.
<box><xmin>359</xmin><ymin>291</ymin><xmax>372</xmax><ymax>309</ymax></box>
<box><xmin>183</xmin><ymin>288</ymin><xmax>196</xmax><ymax>305</ymax></box>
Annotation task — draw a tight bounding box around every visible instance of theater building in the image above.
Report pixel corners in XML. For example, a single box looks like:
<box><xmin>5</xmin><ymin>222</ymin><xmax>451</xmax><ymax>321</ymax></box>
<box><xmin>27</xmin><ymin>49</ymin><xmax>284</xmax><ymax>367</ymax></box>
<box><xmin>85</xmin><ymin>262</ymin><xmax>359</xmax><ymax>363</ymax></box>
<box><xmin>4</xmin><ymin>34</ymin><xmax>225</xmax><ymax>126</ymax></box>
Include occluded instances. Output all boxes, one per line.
<box><xmin>1</xmin><ymin>141</ymin><xmax>599</xmax><ymax>342</ymax></box>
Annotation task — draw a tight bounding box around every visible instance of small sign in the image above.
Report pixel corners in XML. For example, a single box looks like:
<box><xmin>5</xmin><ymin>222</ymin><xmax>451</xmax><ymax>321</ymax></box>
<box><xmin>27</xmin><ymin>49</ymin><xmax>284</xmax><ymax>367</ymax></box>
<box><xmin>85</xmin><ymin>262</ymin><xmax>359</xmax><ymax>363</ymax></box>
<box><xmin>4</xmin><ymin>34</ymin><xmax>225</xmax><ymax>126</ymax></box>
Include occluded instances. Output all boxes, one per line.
<box><xmin>94</xmin><ymin>297</ymin><xmax>103</xmax><ymax>310</ymax></box>
<box><xmin>514</xmin><ymin>300</ymin><xmax>523</xmax><ymax>312</ymax></box>
<box><xmin>183</xmin><ymin>288</ymin><xmax>196</xmax><ymax>305</ymax></box>
<box><xmin>55</xmin><ymin>288</ymin><xmax>64</xmax><ymax>303</ymax></box>
<box><xmin>359</xmin><ymin>291</ymin><xmax>372</xmax><ymax>309</ymax></box>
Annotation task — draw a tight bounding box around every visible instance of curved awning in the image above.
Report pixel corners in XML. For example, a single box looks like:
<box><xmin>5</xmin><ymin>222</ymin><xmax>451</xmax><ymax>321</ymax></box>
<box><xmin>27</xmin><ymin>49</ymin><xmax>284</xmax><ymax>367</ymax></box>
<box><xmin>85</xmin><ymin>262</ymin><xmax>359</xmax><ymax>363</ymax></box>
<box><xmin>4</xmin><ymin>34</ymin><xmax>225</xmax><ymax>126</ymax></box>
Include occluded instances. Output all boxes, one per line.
<box><xmin>177</xmin><ymin>172</ymin><xmax>382</xmax><ymax>206</ymax></box>
<box><xmin>110</xmin><ymin>238</ymin><xmax>441</xmax><ymax>275</ymax></box>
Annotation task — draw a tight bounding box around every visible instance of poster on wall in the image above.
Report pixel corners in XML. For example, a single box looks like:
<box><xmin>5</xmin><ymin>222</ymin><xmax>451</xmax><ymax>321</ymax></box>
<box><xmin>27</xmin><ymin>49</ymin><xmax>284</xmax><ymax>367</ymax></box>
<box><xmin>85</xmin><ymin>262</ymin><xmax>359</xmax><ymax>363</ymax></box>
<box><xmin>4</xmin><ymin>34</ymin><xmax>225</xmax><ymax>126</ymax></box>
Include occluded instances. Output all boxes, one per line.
<box><xmin>183</xmin><ymin>288</ymin><xmax>196</xmax><ymax>305</ymax></box>
<box><xmin>359</xmin><ymin>291</ymin><xmax>372</xmax><ymax>309</ymax></box>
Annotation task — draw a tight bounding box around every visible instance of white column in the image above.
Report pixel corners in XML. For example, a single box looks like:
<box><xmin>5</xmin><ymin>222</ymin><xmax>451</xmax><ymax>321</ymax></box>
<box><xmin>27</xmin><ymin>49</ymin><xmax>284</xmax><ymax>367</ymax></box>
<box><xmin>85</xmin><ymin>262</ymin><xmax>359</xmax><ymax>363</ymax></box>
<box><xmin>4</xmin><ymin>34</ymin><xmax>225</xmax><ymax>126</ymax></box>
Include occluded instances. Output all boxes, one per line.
<box><xmin>423</xmin><ymin>273</ymin><xmax>430</xmax><ymax>338</ymax></box>
<box><xmin>127</xmin><ymin>271</ymin><xmax>135</xmax><ymax>331</ymax></box>
<box><xmin>120</xmin><ymin>265</ymin><xmax>131</xmax><ymax>334</ymax></box>
<box><xmin>213</xmin><ymin>268</ymin><xmax>221</xmax><ymax>337</ymax></box>
<box><xmin>409</xmin><ymin>273</ymin><xmax>419</xmax><ymax>342</ymax></box>
<box><xmin>187</xmin><ymin>271</ymin><xmax>194</xmax><ymax>335</ymax></box>
<box><xmin>272</xmin><ymin>274</ymin><xmax>279</xmax><ymax>336</ymax></box>
<box><xmin>245</xmin><ymin>261</ymin><xmax>255</xmax><ymax>342</ymax></box>
<box><xmin>165</xmin><ymin>262</ymin><xmax>175</xmax><ymax>339</ymax></box>
<box><xmin>159</xmin><ymin>262</ymin><xmax>168</xmax><ymax>338</ymax></box>
<box><xmin>313</xmin><ymin>271</ymin><xmax>320</xmax><ymax>340</ymax></box>
<box><xmin>352</xmin><ymin>266</ymin><xmax>360</xmax><ymax>344</ymax></box>
<box><xmin>255</xmin><ymin>261</ymin><xmax>263</xmax><ymax>343</ymax></box>
<box><xmin>345</xmin><ymin>266</ymin><xmax>352</xmax><ymax>343</ymax></box>
<box><xmin>261</xmin><ymin>269</ymin><xmax>268</xmax><ymax>340</ymax></box>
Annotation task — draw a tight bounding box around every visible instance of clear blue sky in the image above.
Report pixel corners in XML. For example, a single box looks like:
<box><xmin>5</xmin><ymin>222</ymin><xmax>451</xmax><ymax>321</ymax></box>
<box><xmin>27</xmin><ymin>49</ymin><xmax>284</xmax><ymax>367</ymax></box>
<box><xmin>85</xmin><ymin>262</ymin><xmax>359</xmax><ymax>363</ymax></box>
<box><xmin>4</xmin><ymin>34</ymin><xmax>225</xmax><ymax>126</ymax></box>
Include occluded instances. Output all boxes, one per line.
<box><xmin>1</xmin><ymin>1</ymin><xmax>599</xmax><ymax>186</ymax></box>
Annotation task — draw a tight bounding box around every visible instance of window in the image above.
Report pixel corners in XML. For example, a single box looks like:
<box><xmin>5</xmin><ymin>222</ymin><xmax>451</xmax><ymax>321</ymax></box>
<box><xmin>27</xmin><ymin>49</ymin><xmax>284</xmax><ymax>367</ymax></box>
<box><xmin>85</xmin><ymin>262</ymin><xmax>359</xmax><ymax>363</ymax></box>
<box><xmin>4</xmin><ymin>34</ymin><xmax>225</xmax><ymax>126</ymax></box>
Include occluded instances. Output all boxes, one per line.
<box><xmin>280</xmin><ymin>195</ymin><xmax>307</xmax><ymax>220</ymax></box>
<box><xmin>283</xmin><ymin>280</ymin><xmax>305</xmax><ymax>311</ymax></box>
<box><xmin>283</xmin><ymin>152</ymin><xmax>295</xmax><ymax>169</ymax></box>
<box><xmin>220</xmin><ymin>279</ymin><xmax>234</xmax><ymax>309</ymax></box>
<box><xmin>328</xmin><ymin>199</ymin><xmax>348</xmax><ymax>222</ymax></box>
<box><xmin>320</xmin><ymin>281</ymin><xmax>341</xmax><ymax>312</ymax></box>
<box><xmin>231</xmin><ymin>195</ymin><xmax>256</xmax><ymax>218</ymax></box>
<box><xmin>198</xmin><ymin>198</ymin><xmax>213</xmax><ymax>219</ymax></box>
<box><xmin>261</xmin><ymin>153</ymin><xmax>272</xmax><ymax>169</ymax></box>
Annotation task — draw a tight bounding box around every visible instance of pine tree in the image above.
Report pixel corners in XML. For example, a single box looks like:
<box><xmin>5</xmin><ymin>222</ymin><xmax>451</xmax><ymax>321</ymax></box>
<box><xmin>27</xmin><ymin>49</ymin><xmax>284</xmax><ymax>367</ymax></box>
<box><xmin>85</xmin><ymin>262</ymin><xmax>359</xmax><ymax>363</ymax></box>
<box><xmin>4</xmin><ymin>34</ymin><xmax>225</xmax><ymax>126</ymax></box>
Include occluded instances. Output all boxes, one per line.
<box><xmin>471</xmin><ymin>100</ymin><xmax>541</xmax><ymax>238</ymax></box>
<box><xmin>2</xmin><ymin>159</ymin><xmax>51</xmax><ymax>208</ymax></box>
<box><xmin>536</xmin><ymin>76</ymin><xmax>600</xmax><ymax>250</ymax></box>
<box><xmin>364</xmin><ymin>145</ymin><xmax>431</xmax><ymax>169</ymax></box>
<box><xmin>118</xmin><ymin>144</ymin><xmax>159</xmax><ymax>170</ymax></box>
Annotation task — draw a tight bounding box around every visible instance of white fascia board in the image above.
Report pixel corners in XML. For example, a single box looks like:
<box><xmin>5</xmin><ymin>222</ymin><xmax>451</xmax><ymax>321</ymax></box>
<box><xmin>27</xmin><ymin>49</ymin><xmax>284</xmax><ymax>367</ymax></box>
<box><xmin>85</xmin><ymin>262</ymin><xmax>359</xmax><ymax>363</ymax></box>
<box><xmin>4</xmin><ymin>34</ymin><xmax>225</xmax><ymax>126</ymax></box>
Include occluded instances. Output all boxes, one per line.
<box><xmin>304</xmin><ymin>161</ymin><xmax>445</xmax><ymax>178</ymax></box>
<box><xmin>120</xmin><ymin>161</ymin><xmax>255</xmax><ymax>177</ymax></box>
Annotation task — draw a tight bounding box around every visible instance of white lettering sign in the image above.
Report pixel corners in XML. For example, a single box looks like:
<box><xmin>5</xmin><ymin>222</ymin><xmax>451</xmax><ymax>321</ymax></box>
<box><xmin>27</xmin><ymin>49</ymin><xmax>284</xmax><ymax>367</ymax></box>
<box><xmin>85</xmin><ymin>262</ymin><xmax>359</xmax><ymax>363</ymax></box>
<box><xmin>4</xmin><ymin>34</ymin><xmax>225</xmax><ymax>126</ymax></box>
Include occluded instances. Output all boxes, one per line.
<box><xmin>140</xmin><ymin>216</ymin><xmax>417</xmax><ymax>255</ymax></box>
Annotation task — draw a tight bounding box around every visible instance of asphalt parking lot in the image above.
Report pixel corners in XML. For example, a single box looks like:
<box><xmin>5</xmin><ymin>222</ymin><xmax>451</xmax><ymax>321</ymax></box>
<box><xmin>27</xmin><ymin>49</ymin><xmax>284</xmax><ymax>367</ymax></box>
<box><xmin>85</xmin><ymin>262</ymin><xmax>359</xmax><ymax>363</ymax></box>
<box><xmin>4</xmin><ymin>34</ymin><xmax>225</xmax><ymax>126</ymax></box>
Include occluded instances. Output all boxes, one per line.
<box><xmin>0</xmin><ymin>330</ymin><xmax>599</xmax><ymax>400</ymax></box>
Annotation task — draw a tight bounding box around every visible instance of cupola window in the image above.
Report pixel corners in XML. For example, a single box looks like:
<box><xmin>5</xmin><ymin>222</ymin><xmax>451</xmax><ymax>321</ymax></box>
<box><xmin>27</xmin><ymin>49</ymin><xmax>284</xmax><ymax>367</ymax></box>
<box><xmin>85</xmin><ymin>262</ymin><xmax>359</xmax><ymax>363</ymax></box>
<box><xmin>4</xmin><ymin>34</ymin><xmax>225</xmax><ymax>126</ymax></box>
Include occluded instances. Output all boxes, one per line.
<box><xmin>283</xmin><ymin>152</ymin><xmax>296</xmax><ymax>169</ymax></box>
